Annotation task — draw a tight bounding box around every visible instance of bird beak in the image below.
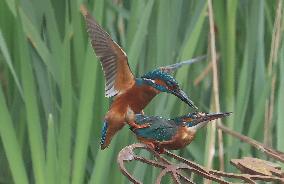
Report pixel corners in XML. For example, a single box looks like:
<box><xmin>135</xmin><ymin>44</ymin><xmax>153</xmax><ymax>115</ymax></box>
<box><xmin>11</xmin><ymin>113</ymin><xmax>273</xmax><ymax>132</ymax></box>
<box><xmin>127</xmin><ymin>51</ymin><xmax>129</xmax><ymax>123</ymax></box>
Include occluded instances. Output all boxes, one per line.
<box><xmin>191</xmin><ymin>112</ymin><xmax>232</xmax><ymax>129</ymax></box>
<box><xmin>170</xmin><ymin>88</ymin><xmax>198</xmax><ymax>109</ymax></box>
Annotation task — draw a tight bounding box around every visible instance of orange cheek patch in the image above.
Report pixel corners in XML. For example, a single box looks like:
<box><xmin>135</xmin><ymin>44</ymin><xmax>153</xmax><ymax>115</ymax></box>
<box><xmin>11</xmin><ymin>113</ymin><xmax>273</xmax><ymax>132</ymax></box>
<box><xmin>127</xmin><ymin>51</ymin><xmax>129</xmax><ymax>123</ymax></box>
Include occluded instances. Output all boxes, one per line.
<box><xmin>154</xmin><ymin>79</ymin><xmax>177</xmax><ymax>91</ymax></box>
<box><xmin>155</xmin><ymin>79</ymin><xmax>177</xmax><ymax>91</ymax></box>
<box><xmin>155</xmin><ymin>79</ymin><xmax>166</xmax><ymax>86</ymax></box>
<box><xmin>183</xmin><ymin>117</ymin><xmax>192</xmax><ymax>122</ymax></box>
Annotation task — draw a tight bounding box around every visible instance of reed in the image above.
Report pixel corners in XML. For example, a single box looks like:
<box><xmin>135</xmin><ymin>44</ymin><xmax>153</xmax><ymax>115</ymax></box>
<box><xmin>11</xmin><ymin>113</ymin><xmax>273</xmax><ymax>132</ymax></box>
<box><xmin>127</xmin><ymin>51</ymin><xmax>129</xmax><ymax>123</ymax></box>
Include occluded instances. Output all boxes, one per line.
<box><xmin>0</xmin><ymin>0</ymin><xmax>283</xmax><ymax>183</ymax></box>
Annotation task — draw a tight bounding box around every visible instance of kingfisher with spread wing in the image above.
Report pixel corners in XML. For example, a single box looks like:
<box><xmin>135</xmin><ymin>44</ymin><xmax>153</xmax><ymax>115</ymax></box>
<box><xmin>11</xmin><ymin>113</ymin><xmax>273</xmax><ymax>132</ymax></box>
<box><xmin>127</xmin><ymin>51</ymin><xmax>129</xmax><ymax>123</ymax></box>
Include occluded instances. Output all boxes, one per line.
<box><xmin>127</xmin><ymin>110</ymin><xmax>232</xmax><ymax>153</ymax></box>
<box><xmin>81</xmin><ymin>6</ymin><xmax>204</xmax><ymax>149</ymax></box>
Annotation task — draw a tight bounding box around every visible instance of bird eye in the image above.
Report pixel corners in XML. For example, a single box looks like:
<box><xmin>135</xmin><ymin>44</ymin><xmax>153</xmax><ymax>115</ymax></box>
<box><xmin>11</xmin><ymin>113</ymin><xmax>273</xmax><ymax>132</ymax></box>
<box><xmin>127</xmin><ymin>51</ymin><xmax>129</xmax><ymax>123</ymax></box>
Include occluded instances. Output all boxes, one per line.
<box><xmin>168</xmin><ymin>84</ymin><xmax>178</xmax><ymax>91</ymax></box>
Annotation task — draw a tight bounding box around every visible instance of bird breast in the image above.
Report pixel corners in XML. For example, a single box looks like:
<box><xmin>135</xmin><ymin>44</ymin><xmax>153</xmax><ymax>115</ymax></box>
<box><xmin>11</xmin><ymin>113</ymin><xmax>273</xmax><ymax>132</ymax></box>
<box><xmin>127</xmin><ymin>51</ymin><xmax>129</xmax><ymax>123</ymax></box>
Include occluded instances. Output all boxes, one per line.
<box><xmin>161</xmin><ymin>126</ymin><xmax>196</xmax><ymax>150</ymax></box>
<box><xmin>177</xmin><ymin>127</ymin><xmax>197</xmax><ymax>146</ymax></box>
<box><xmin>111</xmin><ymin>84</ymin><xmax>158</xmax><ymax>113</ymax></box>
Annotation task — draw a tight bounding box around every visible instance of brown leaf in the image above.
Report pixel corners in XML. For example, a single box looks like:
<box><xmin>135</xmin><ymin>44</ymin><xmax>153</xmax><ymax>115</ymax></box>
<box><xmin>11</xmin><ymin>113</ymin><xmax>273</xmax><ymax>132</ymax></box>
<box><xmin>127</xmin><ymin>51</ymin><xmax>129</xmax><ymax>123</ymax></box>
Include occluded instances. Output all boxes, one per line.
<box><xmin>231</xmin><ymin>157</ymin><xmax>284</xmax><ymax>177</ymax></box>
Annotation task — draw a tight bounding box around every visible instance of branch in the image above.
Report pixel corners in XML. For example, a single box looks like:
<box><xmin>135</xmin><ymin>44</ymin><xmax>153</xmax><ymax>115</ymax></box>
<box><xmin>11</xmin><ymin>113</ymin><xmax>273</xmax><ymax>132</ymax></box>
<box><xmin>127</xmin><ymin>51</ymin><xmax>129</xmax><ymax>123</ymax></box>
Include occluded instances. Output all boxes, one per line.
<box><xmin>117</xmin><ymin>144</ymin><xmax>284</xmax><ymax>184</ymax></box>
<box><xmin>217</xmin><ymin>123</ymin><xmax>284</xmax><ymax>163</ymax></box>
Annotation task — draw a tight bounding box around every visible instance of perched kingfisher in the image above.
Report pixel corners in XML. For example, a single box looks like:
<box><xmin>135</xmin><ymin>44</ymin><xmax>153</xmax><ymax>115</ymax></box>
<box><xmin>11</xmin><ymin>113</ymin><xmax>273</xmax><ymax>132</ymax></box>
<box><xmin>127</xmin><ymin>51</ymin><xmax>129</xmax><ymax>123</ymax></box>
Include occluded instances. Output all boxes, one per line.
<box><xmin>81</xmin><ymin>6</ymin><xmax>205</xmax><ymax>149</ymax></box>
<box><xmin>127</xmin><ymin>110</ymin><xmax>232</xmax><ymax>153</ymax></box>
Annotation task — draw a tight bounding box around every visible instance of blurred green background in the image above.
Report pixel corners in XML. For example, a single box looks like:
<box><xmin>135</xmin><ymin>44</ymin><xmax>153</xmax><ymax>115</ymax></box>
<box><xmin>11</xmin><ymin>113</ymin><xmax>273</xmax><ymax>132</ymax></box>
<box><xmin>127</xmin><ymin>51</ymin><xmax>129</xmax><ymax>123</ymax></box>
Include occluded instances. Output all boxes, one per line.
<box><xmin>0</xmin><ymin>0</ymin><xmax>283</xmax><ymax>183</ymax></box>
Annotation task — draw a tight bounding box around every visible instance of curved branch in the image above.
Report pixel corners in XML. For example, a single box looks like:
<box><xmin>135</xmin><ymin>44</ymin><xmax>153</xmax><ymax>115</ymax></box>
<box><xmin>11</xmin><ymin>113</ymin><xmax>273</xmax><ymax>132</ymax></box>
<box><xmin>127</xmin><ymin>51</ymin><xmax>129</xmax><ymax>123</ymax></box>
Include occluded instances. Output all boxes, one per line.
<box><xmin>117</xmin><ymin>144</ymin><xmax>284</xmax><ymax>183</ymax></box>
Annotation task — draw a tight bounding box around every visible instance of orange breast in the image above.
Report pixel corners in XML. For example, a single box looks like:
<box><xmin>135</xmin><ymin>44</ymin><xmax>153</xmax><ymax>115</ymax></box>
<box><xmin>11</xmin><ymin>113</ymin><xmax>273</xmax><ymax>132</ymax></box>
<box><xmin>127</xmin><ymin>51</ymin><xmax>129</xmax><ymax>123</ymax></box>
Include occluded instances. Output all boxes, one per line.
<box><xmin>159</xmin><ymin>127</ymin><xmax>196</xmax><ymax>150</ymax></box>
<box><xmin>104</xmin><ymin>84</ymin><xmax>159</xmax><ymax>142</ymax></box>
<box><xmin>110</xmin><ymin>84</ymin><xmax>159</xmax><ymax>114</ymax></box>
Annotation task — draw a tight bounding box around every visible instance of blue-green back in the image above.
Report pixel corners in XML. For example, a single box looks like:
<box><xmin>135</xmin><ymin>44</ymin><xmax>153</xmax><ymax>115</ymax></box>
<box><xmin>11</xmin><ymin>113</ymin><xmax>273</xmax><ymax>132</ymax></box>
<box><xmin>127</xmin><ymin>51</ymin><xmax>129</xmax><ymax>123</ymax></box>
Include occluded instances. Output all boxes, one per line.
<box><xmin>132</xmin><ymin>114</ymin><xmax>180</xmax><ymax>142</ymax></box>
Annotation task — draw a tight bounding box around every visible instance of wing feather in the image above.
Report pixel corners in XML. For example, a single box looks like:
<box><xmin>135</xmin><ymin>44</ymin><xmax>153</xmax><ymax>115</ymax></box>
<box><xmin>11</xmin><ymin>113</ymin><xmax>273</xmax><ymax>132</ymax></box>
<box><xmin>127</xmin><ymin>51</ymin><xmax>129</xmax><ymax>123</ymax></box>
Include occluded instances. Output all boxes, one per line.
<box><xmin>133</xmin><ymin>115</ymin><xmax>179</xmax><ymax>142</ymax></box>
<box><xmin>81</xmin><ymin>7</ymin><xmax>135</xmax><ymax>97</ymax></box>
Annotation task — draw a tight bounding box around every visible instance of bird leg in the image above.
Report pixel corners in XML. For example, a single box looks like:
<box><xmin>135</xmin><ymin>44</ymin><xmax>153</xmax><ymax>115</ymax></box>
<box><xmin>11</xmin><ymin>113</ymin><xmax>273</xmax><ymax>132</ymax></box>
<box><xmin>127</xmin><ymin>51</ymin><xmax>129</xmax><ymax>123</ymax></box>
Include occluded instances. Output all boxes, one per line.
<box><xmin>144</xmin><ymin>142</ymin><xmax>165</xmax><ymax>154</ymax></box>
<box><xmin>125</xmin><ymin>107</ymin><xmax>149</xmax><ymax>130</ymax></box>
<box><xmin>145</xmin><ymin>142</ymin><xmax>155</xmax><ymax>150</ymax></box>
<box><xmin>155</xmin><ymin>147</ymin><xmax>165</xmax><ymax>154</ymax></box>
<box><xmin>128</xmin><ymin>121</ymin><xmax>150</xmax><ymax>131</ymax></box>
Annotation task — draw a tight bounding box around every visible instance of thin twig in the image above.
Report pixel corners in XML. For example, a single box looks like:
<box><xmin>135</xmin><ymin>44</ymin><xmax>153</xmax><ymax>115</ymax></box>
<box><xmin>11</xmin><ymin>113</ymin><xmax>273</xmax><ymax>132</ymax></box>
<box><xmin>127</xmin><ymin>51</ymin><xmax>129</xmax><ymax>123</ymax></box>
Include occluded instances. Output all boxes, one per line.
<box><xmin>217</xmin><ymin>123</ymin><xmax>284</xmax><ymax>163</ymax></box>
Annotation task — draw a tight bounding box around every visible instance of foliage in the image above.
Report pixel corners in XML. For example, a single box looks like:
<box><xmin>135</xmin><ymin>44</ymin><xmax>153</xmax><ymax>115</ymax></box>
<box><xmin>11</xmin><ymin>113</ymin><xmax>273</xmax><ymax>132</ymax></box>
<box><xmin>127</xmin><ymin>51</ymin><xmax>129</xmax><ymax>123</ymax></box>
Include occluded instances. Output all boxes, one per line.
<box><xmin>0</xmin><ymin>0</ymin><xmax>283</xmax><ymax>183</ymax></box>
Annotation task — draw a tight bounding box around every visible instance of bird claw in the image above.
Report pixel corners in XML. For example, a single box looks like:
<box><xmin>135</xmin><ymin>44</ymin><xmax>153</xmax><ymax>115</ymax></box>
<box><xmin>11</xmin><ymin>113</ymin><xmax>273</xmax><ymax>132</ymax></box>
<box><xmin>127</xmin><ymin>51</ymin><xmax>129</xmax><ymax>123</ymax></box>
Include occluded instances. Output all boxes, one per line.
<box><xmin>155</xmin><ymin>147</ymin><xmax>165</xmax><ymax>154</ymax></box>
<box><xmin>150</xmin><ymin>146</ymin><xmax>165</xmax><ymax>154</ymax></box>
<box><xmin>145</xmin><ymin>142</ymin><xmax>155</xmax><ymax>150</ymax></box>
<box><xmin>145</xmin><ymin>143</ymin><xmax>165</xmax><ymax>154</ymax></box>
<box><xmin>131</xmin><ymin>123</ymin><xmax>150</xmax><ymax>131</ymax></box>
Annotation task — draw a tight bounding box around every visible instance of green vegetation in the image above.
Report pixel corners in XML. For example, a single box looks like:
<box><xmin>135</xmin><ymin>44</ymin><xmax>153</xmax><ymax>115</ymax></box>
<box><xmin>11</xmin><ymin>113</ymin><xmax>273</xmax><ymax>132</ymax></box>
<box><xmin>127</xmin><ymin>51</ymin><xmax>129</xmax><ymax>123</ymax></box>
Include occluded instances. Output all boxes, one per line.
<box><xmin>0</xmin><ymin>0</ymin><xmax>283</xmax><ymax>183</ymax></box>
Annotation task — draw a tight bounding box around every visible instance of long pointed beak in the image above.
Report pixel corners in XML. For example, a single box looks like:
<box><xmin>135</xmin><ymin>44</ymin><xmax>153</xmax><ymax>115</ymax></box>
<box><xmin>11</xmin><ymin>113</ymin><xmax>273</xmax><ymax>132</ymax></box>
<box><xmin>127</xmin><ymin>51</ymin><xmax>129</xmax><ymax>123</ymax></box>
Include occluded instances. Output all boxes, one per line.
<box><xmin>191</xmin><ymin>112</ymin><xmax>232</xmax><ymax>129</ymax></box>
<box><xmin>170</xmin><ymin>88</ymin><xmax>198</xmax><ymax>109</ymax></box>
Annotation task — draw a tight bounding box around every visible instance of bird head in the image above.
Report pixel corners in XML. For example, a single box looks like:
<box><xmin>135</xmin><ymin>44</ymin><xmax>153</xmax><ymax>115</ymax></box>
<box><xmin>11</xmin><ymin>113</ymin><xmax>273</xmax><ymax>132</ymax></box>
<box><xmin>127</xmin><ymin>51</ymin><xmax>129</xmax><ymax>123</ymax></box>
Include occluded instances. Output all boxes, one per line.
<box><xmin>139</xmin><ymin>69</ymin><xmax>197</xmax><ymax>109</ymax></box>
<box><xmin>174</xmin><ymin>112</ymin><xmax>232</xmax><ymax>130</ymax></box>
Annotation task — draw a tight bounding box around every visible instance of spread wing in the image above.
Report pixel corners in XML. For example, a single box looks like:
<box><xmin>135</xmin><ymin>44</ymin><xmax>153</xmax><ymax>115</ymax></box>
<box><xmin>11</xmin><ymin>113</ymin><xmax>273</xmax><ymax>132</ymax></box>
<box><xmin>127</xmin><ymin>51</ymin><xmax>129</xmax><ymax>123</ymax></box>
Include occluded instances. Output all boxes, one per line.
<box><xmin>81</xmin><ymin>6</ymin><xmax>135</xmax><ymax>97</ymax></box>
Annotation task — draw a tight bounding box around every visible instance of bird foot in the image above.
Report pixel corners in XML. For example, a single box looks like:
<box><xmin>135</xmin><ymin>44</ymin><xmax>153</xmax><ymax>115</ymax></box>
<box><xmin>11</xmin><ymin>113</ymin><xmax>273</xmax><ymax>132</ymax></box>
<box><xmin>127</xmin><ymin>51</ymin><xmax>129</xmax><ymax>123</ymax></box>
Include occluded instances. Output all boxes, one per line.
<box><xmin>145</xmin><ymin>142</ymin><xmax>156</xmax><ymax>150</ymax></box>
<box><xmin>129</xmin><ymin>122</ymin><xmax>150</xmax><ymax>131</ymax></box>
<box><xmin>145</xmin><ymin>143</ymin><xmax>165</xmax><ymax>154</ymax></box>
<box><xmin>155</xmin><ymin>147</ymin><xmax>165</xmax><ymax>154</ymax></box>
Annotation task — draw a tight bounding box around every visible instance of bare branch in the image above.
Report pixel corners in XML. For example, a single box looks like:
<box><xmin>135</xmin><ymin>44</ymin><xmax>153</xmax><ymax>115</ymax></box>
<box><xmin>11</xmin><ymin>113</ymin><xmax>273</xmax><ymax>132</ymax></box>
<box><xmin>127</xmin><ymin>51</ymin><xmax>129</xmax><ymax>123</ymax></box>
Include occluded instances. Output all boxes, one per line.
<box><xmin>217</xmin><ymin>123</ymin><xmax>284</xmax><ymax>162</ymax></box>
<box><xmin>117</xmin><ymin>144</ymin><xmax>284</xmax><ymax>183</ymax></box>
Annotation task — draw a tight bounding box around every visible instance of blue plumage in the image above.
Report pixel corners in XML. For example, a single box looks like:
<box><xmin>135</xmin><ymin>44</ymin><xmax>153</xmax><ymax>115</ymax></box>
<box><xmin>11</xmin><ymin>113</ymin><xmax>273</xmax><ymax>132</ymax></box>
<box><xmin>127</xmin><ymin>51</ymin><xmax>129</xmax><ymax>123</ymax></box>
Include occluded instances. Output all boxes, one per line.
<box><xmin>130</xmin><ymin>112</ymin><xmax>232</xmax><ymax>143</ymax></box>
<box><xmin>100</xmin><ymin>120</ymin><xmax>108</xmax><ymax>146</ymax></box>
<box><xmin>136</xmin><ymin>69</ymin><xmax>198</xmax><ymax>109</ymax></box>
<box><xmin>171</xmin><ymin>114</ymin><xmax>197</xmax><ymax>127</ymax></box>
<box><xmin>131</xmin><ymin>114</ymin><xmax>178</xmax><ymax>142</ymax></box>
<box><xmin>142</xmin><ymin>69</ymin><xmax>179</xmax><ymax>88</ymax></box>
<box><xmin>139</xmin><ymin>69</ymin><xmax>180</xmax><ymax>93</ymax></box>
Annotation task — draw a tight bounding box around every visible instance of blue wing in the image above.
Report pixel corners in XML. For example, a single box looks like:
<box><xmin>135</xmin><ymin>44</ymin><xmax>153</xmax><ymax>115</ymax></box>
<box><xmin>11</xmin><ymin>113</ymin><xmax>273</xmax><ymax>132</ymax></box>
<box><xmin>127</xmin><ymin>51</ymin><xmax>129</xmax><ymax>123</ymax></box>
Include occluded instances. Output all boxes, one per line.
<box><xmin>132</xmin><ymin>114</ymin><xmax>179</xmax><ymax>142</ymax></box>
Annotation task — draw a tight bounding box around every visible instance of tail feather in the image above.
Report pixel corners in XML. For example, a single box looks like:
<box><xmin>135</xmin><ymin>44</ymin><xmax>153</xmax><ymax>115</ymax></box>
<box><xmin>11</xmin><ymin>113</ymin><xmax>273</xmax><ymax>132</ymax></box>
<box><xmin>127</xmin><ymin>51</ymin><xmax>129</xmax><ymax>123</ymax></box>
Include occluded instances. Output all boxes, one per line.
<box><xmin>100</xmin><ymin>120</ymin><xmax>119</xmax><ymax>150</ymax></box>
<box><xmin>100</xmin><ymin>121</ymin><xmax>108</xmax><ymax>148</ymax></box>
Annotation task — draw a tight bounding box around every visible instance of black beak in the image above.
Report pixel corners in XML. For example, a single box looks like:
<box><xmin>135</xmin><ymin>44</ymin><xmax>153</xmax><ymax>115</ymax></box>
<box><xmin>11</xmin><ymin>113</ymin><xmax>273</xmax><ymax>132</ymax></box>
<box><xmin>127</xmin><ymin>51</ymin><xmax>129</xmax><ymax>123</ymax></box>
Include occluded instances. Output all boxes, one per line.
<box><xmin>197</xmin><ymin>112</ymin><xmax>232</xmax><ymax>121</ymax></box>
<box><xmin>170</xmin><ymin>88</ymin><xmax>198</xmax><ymax>109</ymax></box>
<box><xmin>188</xmin><ymin>112</ymin><xmax>232</xmax><ymax>129</ymax></box>
<box><xmin>193</xmin><ymin>112</ymin><xmax>232</xmax><ymax>125</ymax></box>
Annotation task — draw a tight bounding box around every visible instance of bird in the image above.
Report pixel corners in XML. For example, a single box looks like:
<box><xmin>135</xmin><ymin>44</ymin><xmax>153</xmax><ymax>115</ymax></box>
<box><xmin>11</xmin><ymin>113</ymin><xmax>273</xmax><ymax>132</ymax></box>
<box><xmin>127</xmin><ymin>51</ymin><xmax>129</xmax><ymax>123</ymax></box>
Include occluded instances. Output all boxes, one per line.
<box><xmin>80</xmin><ymin>6</ymin><xmax>205</xmax><ymax>149</ymax></box>
<box><xmin>127</xmin><ymin>110</ymin><xmax>232</xmax><ymax>153</ymax></box>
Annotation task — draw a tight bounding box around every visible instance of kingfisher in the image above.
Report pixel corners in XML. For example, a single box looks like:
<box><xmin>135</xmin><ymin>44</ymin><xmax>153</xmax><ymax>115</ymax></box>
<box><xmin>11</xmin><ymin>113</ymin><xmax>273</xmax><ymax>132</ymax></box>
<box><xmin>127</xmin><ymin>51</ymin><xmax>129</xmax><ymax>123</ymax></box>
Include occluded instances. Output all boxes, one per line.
<box><xmin>127</xmin><ymin>110</ymin><xmax>232</xmax><ymax>153</ymax></box>
<box><xmin>81</xmin><ymin>6</ymin><xmax>205</xmax><ymax>149</ymax></box>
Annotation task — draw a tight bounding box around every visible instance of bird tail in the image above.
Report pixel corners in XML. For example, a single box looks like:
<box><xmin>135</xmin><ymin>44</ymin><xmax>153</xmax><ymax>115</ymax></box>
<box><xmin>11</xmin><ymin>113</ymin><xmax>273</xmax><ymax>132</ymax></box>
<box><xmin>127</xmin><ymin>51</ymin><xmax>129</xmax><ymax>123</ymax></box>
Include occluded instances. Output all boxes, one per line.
<box><xmin>100</xmin><ymin>120</ymin><xmax>117</xmax><ymax>150</ymax></box>
<box><xmin>100</xmin><ymin>120</ymin><xmax>112</xmax><ymax>149</ymax></box>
